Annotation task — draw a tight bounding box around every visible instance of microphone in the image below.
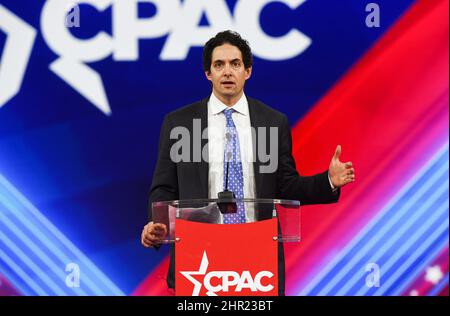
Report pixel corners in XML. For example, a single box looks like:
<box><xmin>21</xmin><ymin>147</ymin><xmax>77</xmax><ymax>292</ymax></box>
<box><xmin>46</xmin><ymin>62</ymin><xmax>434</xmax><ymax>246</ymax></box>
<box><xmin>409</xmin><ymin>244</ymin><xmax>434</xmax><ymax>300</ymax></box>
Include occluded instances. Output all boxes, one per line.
<box><xmin>224</xmin><ymin>150</ymin><xmax>231</xmax><ymax>191</ymax></box>
<box><xmin>217</xmin><ymin>135</ymin><xmax>237</xmax><ymax>214</ymax></box>
<box><xmin>224</xmin><ymin>133</ymin><xmax>232</xmax><ymax>192</ymax></box>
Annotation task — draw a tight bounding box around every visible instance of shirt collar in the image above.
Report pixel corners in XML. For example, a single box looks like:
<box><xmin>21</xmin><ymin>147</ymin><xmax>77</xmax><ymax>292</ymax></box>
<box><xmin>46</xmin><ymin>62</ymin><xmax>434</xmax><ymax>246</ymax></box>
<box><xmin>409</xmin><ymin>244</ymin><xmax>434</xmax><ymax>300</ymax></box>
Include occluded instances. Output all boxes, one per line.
<box><xmin>208</xmin><ymin>92</ymin><xmax>249</xmax><ymax>116</ymax></box>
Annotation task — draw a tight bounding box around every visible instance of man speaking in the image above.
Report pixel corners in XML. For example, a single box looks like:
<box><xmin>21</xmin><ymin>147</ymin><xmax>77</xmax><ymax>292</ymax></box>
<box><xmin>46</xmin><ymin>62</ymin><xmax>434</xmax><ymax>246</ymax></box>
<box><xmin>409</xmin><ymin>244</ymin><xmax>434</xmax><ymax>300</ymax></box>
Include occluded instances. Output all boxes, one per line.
<box><xmin>141</xmin><ymin>30</ymin><xmax>355</xmax><ymax>295</ymax></box>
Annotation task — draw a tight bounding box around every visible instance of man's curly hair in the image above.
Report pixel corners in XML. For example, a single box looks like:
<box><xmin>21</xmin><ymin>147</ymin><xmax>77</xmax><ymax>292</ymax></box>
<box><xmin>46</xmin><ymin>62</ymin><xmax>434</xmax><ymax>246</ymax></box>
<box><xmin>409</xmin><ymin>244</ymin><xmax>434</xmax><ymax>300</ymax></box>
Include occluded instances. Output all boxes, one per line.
<box><xmin>203</xmin><ymin>30</ymin><xmax>253</xmax><ymax>73</ymax></box>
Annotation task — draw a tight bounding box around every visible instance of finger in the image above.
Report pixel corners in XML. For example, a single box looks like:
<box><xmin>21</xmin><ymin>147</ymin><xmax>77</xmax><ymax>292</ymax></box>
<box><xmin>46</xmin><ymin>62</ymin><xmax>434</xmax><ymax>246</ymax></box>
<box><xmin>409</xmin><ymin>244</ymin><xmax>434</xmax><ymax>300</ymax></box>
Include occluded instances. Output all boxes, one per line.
<box><xmin>141</xmin><ymin>232</ymin><xmax>146</xmax><ymax>246</ymax></box>
<box><xmin>147</xmin><ymin>232</ymin><xmax>165</xmax><ymax>242</ymax></box>
<box><xmin>346</xmin><ymin>175</ymin><xmax>356</xmax><ymax>183</ymax></box>
<box><xmin>333</xmin><ymin>145</ymin><xmax>342</xmax><ymax>160</ymax></box>
<box><xmin>153</xmin><ymin>223</ymin><xmax>167</xmax><ymax>234</ymax></box>
<box><xmin>152</xmin><ymin>231</ymin><xmax>165</xmax><ymax>238</ymax></box>
<box><xmin>143</xmin><ymin>238</ymin><xmax>161</xmax><ymax>248</ymax></box>
<box><xmin>144</xmin><ymin>235</ymin><xmax>161</xmax><ymax>246</ymax></box>
<box><xmin>142</xmin><ymin>232</ymin><xmax>156</xmax><ymax>248</ymax></box>
<box><xmin>151</xmin><ymin>227</ymin><xmax>167</xmax><ymax>238</ymax></box>
<box><xmin>144</xmin><ymin>222</ymin><xmax>153</xmax><ymax>235</ymax></box>
<box><xmin>142</xmin><ymin>234</ymin><xmax>153</xmax><ymax>247</ymax></box>
<box><xmin>144</xmin><ymin>236</ymin><xmax>155</xmax><ymax>245</ymax></box>
<box><xmin>341</xmin><ymin>174</ymin><xmax>355</xmax><ymax>183</ymax></box>
<box><xmin>345</xmin><ymin>162</ymin><xmax>353</xmax><ymax>168</ymax></box>
<box><xmin>142</xmin><ymin>226</ymin><xmax>149</xmax><ymax>244</ymax></box>
<box><xmin>345</xmin><ymin>172</ymin><xmax>355</xmax><ymax>179</ymax></box>
<box><xmin>347</xmin><ymin>168</ymin><xmax>355</xmax><ymax>175</ymax></box>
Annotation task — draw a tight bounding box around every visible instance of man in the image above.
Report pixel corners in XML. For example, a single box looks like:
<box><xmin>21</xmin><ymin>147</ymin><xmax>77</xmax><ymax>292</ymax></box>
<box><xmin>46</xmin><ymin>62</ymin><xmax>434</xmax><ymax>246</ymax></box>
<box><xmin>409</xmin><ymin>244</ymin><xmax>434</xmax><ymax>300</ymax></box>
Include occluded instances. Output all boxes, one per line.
<box><xmin>141</xmin><ymin>30</ymin><xmax>355</xmax><ymax>295</ymax></box>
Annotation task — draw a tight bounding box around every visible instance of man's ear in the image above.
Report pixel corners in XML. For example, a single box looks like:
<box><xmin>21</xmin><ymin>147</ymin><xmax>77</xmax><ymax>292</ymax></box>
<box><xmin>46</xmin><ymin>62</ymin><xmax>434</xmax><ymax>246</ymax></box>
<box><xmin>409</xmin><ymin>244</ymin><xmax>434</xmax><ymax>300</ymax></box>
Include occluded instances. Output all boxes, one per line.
<box><xmin>205</xmin><ymin>70</ymin><xmax>212</xmax><ymax>81</ymax></box>
<box><xmin>245</xmin><ymin>67</ymin><xmax>252</xmax><ymax>80</ymax></box>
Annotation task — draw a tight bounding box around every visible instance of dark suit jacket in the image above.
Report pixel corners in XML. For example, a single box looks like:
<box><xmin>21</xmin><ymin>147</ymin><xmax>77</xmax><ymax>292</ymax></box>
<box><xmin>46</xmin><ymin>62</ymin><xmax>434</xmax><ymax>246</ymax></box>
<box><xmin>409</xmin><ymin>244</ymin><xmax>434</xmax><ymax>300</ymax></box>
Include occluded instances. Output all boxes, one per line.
<box><xmin>148</xmin><ymin>96</ymin><xmax>340</xmax><ymax>295</ymax></box>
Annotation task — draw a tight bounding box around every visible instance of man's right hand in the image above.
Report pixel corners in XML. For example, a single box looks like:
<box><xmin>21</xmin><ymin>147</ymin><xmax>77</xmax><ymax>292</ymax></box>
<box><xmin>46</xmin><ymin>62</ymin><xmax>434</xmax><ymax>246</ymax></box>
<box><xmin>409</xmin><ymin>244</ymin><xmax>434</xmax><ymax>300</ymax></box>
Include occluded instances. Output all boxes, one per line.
<box><xmin>141</xmin><ymin>222</ymin><xmax>168</xmax><ymax>248</ymax></box>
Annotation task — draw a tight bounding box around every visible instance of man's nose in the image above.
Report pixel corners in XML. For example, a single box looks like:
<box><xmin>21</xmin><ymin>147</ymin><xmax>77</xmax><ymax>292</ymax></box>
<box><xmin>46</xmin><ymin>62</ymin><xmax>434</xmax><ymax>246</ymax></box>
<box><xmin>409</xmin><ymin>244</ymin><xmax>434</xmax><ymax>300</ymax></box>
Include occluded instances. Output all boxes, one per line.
<box><xmin>223</xmin><ymin>63</ymin><xmax>232</xmax><ymax>76</ymax></box>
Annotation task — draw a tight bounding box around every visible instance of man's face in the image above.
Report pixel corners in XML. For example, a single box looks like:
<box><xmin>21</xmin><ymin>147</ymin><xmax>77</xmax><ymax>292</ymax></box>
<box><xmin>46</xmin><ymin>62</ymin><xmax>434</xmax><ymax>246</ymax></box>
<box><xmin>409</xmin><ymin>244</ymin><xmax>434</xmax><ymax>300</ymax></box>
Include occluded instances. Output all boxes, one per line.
<box><xmin>205</xmin><ymin>43</ymin><xmax>252</xmax><ymax>104</ymax></box>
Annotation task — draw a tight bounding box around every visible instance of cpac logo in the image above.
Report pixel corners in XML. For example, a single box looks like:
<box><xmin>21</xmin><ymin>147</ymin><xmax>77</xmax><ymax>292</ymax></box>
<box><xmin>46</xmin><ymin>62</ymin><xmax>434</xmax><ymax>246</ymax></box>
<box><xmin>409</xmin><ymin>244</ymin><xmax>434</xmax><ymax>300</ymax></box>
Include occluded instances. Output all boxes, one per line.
<box><xmin>0</xmin><ymin>0</ymin><xmax>311</xmax><ymax>115</ymax></box>
<box><xmin>180</xmin><ymin>251</ymin><xmax>274</xmax><ymax>296</ymax></box>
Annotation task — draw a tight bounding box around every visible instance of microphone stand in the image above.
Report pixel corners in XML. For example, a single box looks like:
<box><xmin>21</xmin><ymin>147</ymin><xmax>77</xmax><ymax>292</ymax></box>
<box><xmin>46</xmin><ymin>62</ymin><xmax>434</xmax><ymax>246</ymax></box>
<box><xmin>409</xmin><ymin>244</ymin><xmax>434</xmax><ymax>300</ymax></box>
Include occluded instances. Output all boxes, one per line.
<box><xmin>217</xmin><ymin>134</ymin><xmax>237</xmax><ymax>214</ymax></box>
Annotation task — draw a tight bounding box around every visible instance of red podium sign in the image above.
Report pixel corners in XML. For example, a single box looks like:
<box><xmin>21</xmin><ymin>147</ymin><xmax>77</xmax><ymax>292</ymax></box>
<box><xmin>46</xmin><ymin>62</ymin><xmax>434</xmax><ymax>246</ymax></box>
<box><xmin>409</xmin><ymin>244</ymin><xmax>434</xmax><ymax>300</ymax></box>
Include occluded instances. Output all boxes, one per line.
<box><xmin>175</xmin><ymin>218</ymin><xmax>279</xmax><ymax>296</ymax></box>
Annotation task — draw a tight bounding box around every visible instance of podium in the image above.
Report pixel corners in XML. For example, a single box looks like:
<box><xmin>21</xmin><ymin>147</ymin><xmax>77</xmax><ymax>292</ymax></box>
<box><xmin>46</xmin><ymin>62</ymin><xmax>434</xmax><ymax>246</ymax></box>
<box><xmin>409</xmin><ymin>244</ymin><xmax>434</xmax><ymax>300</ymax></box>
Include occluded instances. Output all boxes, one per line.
<box><xmin>152</xmin><ymin>198</ymin><xmax>300</xmax><ymax>296</ymax></box>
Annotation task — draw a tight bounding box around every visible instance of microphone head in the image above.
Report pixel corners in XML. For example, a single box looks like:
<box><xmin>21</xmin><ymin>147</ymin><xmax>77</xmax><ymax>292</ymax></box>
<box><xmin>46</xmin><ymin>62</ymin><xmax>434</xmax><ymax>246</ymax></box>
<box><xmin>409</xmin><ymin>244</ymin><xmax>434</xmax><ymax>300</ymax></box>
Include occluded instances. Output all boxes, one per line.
<box><xmin>226</xmin><ymin>151</ymin><xmax>232</xmax><ymax>162</ymax></box>
<box><xmin>217</xmin><ymin>190</ymin><xmax>237</xmax><ymax>214</ymax></box>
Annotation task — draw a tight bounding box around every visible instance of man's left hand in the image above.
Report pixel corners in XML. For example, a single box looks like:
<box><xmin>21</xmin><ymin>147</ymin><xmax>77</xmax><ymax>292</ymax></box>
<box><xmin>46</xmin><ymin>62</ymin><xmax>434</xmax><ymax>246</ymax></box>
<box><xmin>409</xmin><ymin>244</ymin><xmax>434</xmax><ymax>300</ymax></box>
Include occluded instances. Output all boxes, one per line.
<box><xmin>329</xmin><ymin>145</ymin><xmax>355</xmax><ymax>188</ymax></box>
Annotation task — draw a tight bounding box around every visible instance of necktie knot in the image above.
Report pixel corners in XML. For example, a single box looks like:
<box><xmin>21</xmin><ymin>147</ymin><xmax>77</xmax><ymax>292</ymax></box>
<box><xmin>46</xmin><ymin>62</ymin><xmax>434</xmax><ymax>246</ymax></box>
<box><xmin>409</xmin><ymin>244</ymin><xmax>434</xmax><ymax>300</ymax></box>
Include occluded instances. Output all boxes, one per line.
<box><xmin>223</xmin><ymin>108</ymin><xmax>234</xmax><ymax>118</ymax></box>
<box><xmin>223</xmin><ymin>108</ymin><xmax>235</xmax><ymax>127</ymax></box>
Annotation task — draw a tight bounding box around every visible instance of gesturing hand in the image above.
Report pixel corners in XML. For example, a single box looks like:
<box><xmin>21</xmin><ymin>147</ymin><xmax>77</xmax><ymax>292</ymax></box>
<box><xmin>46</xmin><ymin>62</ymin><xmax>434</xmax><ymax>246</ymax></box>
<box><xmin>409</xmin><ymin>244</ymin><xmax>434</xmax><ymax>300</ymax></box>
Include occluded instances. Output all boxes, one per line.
<box><xmin>329</xmin><ymin>145</ymin><xmax>355</xmax><ymax>188</ymax></box>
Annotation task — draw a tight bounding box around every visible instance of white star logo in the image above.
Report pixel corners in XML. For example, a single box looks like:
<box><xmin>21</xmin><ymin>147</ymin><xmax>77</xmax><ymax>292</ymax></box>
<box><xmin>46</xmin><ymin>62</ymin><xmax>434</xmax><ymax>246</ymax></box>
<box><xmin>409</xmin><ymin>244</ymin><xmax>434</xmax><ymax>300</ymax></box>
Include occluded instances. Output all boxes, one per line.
<box><xmin>424</xmin><ymin>265</ymin><xmax>443</xmax><ymax>285</ymax></box>
<box><xmin>180</xmin><ymin>251</ymin><xmax>209</xmax><ymax>296</ymax></box>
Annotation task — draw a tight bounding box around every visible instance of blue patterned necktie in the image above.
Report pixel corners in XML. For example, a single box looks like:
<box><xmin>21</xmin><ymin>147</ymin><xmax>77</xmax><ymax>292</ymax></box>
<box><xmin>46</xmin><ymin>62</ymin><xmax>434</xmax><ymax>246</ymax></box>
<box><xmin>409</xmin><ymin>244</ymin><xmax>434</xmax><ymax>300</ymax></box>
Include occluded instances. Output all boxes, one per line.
<box><xmin>222</xmin><ymin>108</ymin><xmax>246</xmax><ymax>224</ymax></box>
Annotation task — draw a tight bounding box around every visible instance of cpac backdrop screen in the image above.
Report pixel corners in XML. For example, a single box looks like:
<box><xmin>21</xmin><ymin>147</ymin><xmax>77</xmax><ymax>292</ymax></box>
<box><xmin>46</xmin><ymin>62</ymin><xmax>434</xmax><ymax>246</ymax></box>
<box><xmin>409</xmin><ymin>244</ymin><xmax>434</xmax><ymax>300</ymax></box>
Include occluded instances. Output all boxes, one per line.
<box><xmin>0</xmin><ymin>0</ymin><xmax>448</xmax><ymax>296</ymax></box>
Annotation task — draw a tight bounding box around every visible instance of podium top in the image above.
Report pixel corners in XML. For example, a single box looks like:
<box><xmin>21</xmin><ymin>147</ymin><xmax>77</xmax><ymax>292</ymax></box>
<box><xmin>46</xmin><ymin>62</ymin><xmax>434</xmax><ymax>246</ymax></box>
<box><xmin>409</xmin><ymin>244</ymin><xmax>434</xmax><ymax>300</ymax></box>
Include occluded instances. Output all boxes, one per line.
<box><xmin>151</xmin><ymin>198</ymin><xmax>301</xmax><ymax>243</ymax></box>
<box><xmin>152</xmin><ymin>198</ymin><xmax>300</xmax><ymax>207</ymax></box>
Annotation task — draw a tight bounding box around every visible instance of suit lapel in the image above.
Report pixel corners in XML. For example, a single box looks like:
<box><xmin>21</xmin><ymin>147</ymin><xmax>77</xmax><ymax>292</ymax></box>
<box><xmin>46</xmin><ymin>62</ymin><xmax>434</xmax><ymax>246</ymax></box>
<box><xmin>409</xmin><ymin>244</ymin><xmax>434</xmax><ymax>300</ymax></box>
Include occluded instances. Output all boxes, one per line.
<box><xmin>247</xmin><ymin>97</ymin><xmax>264</xmax><ymax>198</ymax></box>
<box><xmin>194</xmin><ymin>98</ymin><xmax>209</xmax><ymax>198</ymax></box>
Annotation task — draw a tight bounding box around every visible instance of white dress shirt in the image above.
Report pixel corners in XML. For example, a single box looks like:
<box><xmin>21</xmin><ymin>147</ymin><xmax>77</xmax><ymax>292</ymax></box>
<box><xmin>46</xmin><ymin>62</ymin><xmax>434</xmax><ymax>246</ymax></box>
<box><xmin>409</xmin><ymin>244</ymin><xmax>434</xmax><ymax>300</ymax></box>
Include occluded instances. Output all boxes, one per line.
<box><xmin>207</xmin><ymin>92</ymin><xmax>256</xmax><ymax>222</ymax></box>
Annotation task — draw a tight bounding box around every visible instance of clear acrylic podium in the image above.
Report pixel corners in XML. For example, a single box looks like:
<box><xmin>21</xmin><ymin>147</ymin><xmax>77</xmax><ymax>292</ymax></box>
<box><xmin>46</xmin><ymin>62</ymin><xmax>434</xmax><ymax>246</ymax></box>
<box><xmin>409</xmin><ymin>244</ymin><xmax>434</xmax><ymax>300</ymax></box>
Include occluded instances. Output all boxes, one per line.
<box><xmin>152</xmin><ymin>198</ymin><xmax>300</xmax><ymax>296</ymax></box>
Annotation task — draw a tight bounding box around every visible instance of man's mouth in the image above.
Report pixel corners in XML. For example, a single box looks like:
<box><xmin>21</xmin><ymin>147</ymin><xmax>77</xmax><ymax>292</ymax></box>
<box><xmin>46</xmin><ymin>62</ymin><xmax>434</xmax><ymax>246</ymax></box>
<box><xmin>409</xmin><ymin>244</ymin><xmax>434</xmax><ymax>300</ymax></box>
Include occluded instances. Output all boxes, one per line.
<box><xmin>221</xmin><ymin>81</ymin><xmax>235</xmax><ymax>86</ymax></box>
